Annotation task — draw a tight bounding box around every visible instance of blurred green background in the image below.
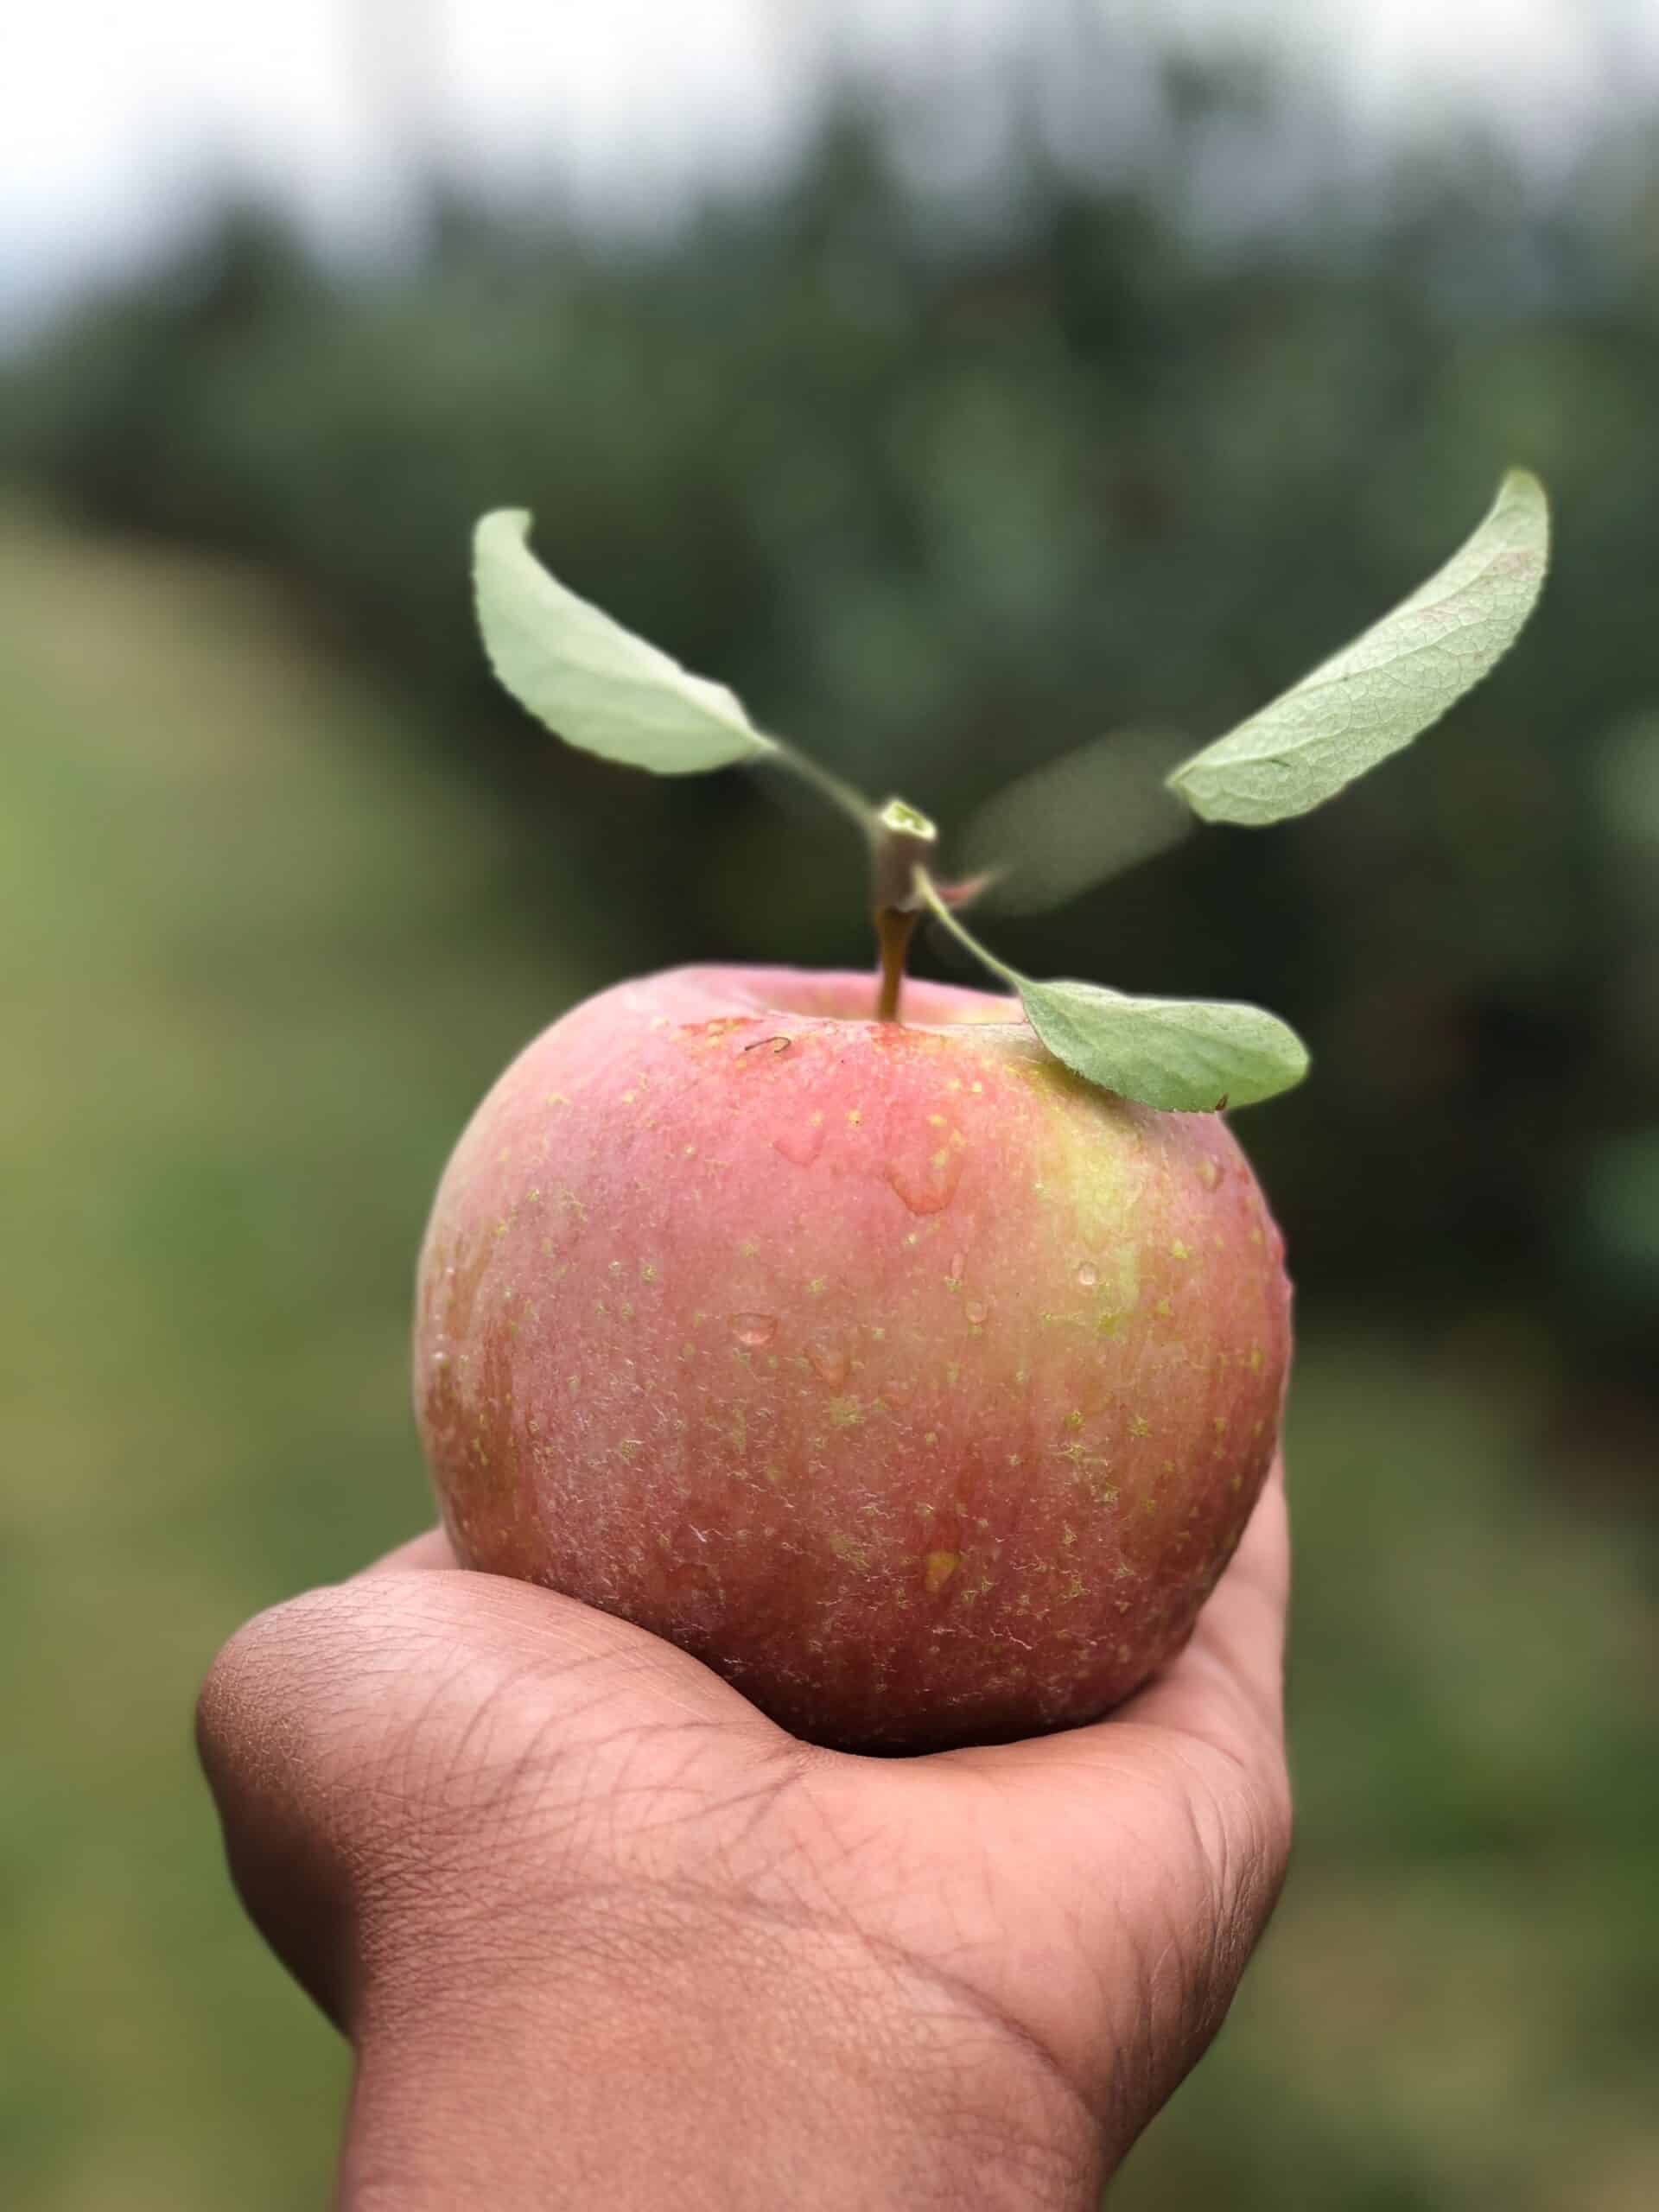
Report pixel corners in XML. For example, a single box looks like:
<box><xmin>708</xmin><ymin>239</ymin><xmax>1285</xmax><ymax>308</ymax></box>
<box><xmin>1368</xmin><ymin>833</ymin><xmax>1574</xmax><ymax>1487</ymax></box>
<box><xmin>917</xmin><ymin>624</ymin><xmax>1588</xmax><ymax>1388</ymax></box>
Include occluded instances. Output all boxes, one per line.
<box><xmin>3</xmin><ymin>14</ymin><xmax>1657</xmax><ymax>2209</ymax></box>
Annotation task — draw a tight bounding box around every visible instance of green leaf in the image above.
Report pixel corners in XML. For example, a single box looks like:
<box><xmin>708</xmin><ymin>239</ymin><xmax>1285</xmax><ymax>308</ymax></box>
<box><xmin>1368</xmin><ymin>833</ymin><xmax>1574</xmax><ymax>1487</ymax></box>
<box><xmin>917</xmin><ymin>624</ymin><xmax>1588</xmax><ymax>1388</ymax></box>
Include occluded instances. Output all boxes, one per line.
<box><xmin>1016</xmin><ymin>976</ymin><xmax>1309</xmax><ymax>1112</ymax></box>
<box><xmin>1167</xmin><ymin>469</ymin><xmax>1549</xmax><ymax>826</ymax></box>
<box><xmin>914</xmin><ymin>870</ymin><xmax>1308</xmax><ymax>1112</ymax></box>
<box><xmin>474</xmin><ymin>510</ymin><xmax>772</xmax><ymax>773</ymax></box>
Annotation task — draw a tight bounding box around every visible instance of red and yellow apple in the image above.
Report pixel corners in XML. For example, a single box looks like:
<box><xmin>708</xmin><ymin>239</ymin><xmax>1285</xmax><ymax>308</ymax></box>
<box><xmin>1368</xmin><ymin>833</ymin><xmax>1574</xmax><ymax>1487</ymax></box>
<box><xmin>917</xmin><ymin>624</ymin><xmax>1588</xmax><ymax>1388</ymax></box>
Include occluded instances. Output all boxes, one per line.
<box><xmin>414</xmin><ymin>964</ymin><xmax>1291</xmax><ymax>1752</ymax></box>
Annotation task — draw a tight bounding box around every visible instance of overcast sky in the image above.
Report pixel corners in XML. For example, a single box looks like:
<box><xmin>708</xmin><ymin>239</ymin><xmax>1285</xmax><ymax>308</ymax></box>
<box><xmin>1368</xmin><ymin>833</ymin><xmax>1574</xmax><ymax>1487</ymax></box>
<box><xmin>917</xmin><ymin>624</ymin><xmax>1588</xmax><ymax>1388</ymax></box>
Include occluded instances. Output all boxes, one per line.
<box><xmin>3</xmin><ymin>0</ymin><xmax>1656</xmax><ymax>334</ymax></box>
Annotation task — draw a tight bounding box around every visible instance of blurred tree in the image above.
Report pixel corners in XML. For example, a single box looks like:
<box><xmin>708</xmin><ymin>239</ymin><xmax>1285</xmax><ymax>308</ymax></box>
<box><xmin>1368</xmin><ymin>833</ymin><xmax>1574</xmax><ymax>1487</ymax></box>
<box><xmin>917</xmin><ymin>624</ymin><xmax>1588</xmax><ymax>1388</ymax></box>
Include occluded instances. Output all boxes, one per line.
<box><xmin>4</xmin><ymin>46</ymin><xmax>1657</xmax><ymax>1417</ymax></box>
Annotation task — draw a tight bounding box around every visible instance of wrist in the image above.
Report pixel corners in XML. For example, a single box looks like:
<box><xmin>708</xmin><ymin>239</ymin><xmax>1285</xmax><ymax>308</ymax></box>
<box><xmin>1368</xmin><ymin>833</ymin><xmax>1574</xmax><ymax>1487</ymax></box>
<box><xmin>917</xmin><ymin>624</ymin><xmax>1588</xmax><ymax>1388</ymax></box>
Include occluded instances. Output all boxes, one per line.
<box><xmin>338</xmin><ymin>1887</ymin><xmax>1101</xmax><ymax>2212</ymax></box>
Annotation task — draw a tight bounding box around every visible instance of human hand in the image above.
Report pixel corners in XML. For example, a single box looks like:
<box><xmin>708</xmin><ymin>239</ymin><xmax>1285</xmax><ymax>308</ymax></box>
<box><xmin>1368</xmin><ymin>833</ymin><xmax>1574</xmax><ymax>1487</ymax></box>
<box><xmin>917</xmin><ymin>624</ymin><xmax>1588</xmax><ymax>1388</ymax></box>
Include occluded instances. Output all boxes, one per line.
<box><xmin>198</xmin><ymin>1459</ymin><xmax>1290</xmax><ymax>2210</ymax></box>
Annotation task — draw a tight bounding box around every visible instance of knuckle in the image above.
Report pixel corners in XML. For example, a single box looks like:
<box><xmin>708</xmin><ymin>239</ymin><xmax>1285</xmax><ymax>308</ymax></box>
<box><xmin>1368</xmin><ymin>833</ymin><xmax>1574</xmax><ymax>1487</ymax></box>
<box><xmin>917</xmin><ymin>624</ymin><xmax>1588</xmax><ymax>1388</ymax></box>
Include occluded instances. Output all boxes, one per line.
<box><xmin>196</xmin><ymin>1581</ymin><xmax>410</xmax><ymax>1801</ymax></box>
<box><xmin>196</xmin><ymin>1589</ymin><xmax>327</xmax><ymax>1771</ymax></box>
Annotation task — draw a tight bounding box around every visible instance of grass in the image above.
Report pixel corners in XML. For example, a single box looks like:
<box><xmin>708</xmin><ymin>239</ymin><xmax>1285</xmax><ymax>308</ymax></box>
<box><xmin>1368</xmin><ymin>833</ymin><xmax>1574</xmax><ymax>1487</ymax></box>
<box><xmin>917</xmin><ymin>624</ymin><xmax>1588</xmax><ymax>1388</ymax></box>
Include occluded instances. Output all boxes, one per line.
<box><xmin>0</xmin><ymin>507</ymin><xmax>1652</xmax><ymax>2207</ymax></box>
<box><xmin>0</xmin><ymin>505</ymin><xmax>588</xmax><ymax>2209</ymax></box>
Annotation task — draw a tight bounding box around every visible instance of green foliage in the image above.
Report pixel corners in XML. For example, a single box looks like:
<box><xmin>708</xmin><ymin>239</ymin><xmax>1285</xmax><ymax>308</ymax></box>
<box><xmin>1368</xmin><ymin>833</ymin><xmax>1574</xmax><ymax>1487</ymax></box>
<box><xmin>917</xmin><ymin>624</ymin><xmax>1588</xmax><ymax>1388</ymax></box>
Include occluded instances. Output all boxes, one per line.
<box><xmin>474</xmin><ymin>509</ymin><xmax>772</xmax><ymax>772</ymax></box>
<box><xmin>919</xmin><ymin>874</ymin><xmax>1308</xmax><ymax>1109</ymax></box>
<box><xmin>1015</xmin><ymin>973</ymin><xmax>1309</xmax><ymax>1110</ymax></box>
<box><xmin>6</xmin><ymin>99</ymin><xmax>1648</xmax><ymax>1368</ymax></box>
<box><xmin>0</xmin><ymin>505</ymin><xmax>594</xmax><ymax>2212</ymax></box>
<box><xmin>472</xmin><ymin>512</ymin><xmax>1309</xmax><ymax>1107</ymax></box>
<box><xmin>1168</xmin><ymin>471</ymin><xmax>1549</xmax><ymax>825</ymax></box>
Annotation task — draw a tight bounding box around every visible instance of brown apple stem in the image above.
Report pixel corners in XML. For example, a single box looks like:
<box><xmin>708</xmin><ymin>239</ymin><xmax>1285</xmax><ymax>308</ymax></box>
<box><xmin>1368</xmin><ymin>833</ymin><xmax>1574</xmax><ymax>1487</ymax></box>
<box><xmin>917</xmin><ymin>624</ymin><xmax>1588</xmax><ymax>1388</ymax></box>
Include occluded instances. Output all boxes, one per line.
<box><xmin>868</xmin><ymin>798</ymin><xmax>938</xmax><ymax>1026</ymax></box>
<box><xmin>875</xmin><ymin>906</ymin><xmax>918</xmax><ymax>1024</ymax></box>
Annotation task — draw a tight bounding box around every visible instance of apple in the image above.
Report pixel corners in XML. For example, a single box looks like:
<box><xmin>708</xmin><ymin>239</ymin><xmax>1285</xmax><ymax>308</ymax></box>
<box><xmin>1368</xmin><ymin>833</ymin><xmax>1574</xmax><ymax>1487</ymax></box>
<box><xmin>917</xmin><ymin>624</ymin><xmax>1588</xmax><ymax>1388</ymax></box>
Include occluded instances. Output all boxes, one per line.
<box><xmin>412</xmin><ymin>476</ymin><xmax>1548</xmax><ymax>1750</ymax></box>
<box><xmin>414</xmin><ymin>963</ymin><xmax>1291</xmax><ymax>1753</ymax></box>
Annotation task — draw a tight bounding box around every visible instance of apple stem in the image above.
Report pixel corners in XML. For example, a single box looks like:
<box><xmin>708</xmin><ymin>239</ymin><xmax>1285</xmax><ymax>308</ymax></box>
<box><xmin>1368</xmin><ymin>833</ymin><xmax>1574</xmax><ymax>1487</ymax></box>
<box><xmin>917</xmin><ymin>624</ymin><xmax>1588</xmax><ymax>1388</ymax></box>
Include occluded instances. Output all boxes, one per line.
<box><xmin>875</xmin><ymin>906</ymin><xmax>918</xmax><ymax>1022</ymax></box>
<box><xmin>868</xmin><ymin>798</ymin><xmax>938</xmax><ymax>1024</ymax></box>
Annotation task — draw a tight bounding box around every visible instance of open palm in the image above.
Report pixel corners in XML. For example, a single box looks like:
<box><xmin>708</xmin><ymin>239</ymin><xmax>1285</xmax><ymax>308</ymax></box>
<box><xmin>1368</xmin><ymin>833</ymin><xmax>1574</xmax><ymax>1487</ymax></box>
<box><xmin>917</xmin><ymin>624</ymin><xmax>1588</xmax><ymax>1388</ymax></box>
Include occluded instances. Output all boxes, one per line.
<box><xmin>200</xmin><ymin>1461</ymin><xmax>1290</xmax><ymax>2193</ymax></box>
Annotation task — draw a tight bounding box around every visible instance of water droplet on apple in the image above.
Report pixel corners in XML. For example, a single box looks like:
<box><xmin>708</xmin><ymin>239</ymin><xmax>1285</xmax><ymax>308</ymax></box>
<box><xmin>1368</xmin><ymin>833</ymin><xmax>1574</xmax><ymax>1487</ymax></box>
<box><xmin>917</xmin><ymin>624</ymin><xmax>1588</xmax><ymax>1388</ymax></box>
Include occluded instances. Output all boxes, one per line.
<box><xmin>730</xmin><ymin>1313</ymin><xmax>777</xmax><ymax>1348</ymax></box>
<box><xmin>806</xmin><ymin>1340</ymin><xmax>848</xmax><ymax>1388</ymax></box>
<box><xmin>883</xmin><ymin>1144</ymin><xmax>963</xmax><ymax>1216</ymax></box>
<box><xmin>772</xmin><ymin>1119</ymin><xmax>825</xmax><ymax>1167</ymax></box>
<box><xmin>1076</xmin><ymin>1261</ymin><xmax>1099</xmax><ymax>1288</ymax></box>
<box><xmin>964</xmin><ymin>1299</ymin><xmax>990</xmax><ymax>1326</ymax></box>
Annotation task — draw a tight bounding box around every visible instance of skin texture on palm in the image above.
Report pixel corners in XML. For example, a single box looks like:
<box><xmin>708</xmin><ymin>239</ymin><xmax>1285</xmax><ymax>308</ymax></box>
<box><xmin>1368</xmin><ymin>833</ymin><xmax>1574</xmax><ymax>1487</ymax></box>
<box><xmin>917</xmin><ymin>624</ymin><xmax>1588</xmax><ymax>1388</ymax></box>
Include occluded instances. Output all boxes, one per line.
<box><xmin>197</xmin><ymin>1459</ymin><xmax>1291</xmax><ymax>2209</ymax></box>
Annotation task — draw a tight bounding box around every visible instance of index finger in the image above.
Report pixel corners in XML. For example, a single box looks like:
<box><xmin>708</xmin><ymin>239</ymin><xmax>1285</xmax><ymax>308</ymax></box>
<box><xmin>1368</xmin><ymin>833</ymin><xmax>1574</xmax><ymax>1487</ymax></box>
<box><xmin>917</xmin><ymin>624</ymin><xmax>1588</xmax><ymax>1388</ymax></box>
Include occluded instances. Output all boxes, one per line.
<box><xmin>355</xmin><ymin>1526</ymin><xmax>461</xmax><ymax>1576</ymax></box>
<box><xmin>1115</xmin><ymin>1451</ymin><xmax>1290</xmax><ymax>1762</ymax></box>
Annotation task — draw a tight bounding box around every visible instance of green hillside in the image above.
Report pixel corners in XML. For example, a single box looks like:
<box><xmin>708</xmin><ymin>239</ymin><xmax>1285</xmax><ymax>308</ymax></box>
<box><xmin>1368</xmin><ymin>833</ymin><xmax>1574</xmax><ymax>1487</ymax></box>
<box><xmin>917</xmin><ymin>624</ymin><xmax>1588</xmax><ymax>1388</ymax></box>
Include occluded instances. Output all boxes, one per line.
<box><xmin>0</xmin><ymin>505</ymin><xmax>587</xmax><ymax>2209</ymax></box>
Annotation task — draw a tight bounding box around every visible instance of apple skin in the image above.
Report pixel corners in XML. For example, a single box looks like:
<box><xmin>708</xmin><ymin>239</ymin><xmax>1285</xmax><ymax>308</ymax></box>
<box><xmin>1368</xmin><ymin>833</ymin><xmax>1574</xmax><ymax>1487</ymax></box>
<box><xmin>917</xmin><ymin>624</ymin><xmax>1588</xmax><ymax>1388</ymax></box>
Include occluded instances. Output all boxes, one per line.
<box><xmin>414</xmin><ymin>965</ymin><xmax>1292</xmax><ymax>1753</ymax></box>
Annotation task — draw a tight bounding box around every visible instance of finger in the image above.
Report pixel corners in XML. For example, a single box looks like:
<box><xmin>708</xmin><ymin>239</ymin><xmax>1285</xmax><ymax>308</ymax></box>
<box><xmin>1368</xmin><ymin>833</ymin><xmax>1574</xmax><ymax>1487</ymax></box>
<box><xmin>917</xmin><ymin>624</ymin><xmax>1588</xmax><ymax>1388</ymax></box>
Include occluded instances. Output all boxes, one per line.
<box><xmin>355</xmin><ymin>1527</ymin><xmax>461</xmax><ymax>1577</ymax></box>
<box><xmin>950</xmin><ymin>1453</ymin><xmax>1289</xmax><ymax>1784</ymax></box>
<box><xmin>198</xmin><ymin>1554</ymin><xmax>800</xmax><ymax>2022</ymax></box>
<box><xmin>943</xmin><ymin>1452</ymin><xmax>1290</xmax><ymax>1872</ymax></box>
<box><xmin>1119</xmin><ymin>1451</ymin><xmax>1290</xmax><ymax>1763</ymax></box>
<box><xmin>895</xmin><ymin>1466</ymin><xmax>1292</xmax><ymax>2138</ymax></box>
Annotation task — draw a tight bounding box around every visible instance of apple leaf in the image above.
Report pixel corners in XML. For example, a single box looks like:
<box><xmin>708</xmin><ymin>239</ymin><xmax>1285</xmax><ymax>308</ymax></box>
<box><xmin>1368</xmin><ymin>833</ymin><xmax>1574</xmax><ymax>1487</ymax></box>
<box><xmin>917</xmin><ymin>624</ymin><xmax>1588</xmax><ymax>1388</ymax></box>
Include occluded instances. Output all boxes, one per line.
<box><xmin>1018</xmin><ymin>977</ymin><xmax>1309</xmax><ymax>1111</ymax></box>
<box><xmin>474</xmin><ymin>510</ymin><xmax>774</xmax><ymax>773</ymax></box>
<box><xmin>961</xmin><ymin>730</ymin><xmax>1192</xmax><ymax>916</ymax></box>
<box><xmin>916</xmin><ymin>874</ymin><xmax>1308</xmax><ymax>1111</ymax></box>
<box><xmin>1167</xmin><ymin>469</ymin><xmax>1549</xmax><ymax>827</ymax></box>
